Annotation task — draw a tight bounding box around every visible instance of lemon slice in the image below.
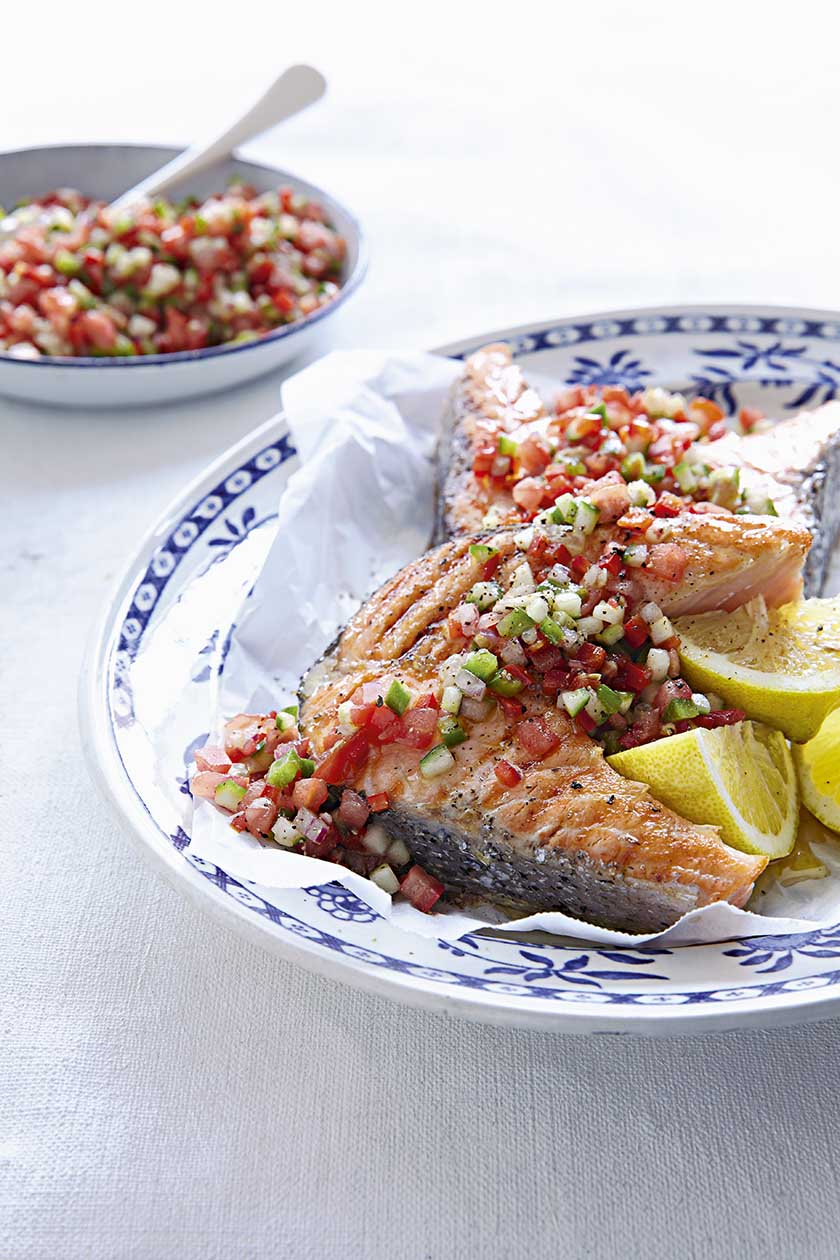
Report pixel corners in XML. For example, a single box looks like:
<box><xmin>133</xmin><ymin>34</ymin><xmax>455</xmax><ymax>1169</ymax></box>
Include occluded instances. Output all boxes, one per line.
<box><xmin>674</xmin><ymin>596</ymin><xmax>840</xmax><ymax>743</ymax></box>
<box><xmin>607</xmin><ymin>720</ymin><xmax>798</xmax><ymax>858</ymax></box>
<box><xmin>793</xmin><ymin>708</ymin><xmax>840</xmax><ymax>833</ymax></box>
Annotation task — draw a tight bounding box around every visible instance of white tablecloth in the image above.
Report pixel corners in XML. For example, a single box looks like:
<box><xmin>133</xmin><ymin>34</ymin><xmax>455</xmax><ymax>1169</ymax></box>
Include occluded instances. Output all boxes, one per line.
<box><xmin>5</xmin><ymin>4</ymin><xmax>840</xmax><ymax>1256</ymax></box>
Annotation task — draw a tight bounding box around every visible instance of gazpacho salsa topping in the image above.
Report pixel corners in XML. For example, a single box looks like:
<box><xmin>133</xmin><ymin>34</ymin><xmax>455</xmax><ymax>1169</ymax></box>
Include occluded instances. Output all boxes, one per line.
<box><xmin>474</xmin><ymin>383</ymin><xmax>776</xmax><ymax>524</ymax></box>
<box><xmin>0</xmin><ymin>183</ymin><xmax>345</xmax><ymax>358</ymax></box>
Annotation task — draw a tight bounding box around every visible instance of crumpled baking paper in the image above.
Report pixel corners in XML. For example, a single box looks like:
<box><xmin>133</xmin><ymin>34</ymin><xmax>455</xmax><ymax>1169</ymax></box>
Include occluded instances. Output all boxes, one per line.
<box><xmin>188</xmin><ymin>350</ymin><xmax>840</xmax><ymax>946</ymax></box>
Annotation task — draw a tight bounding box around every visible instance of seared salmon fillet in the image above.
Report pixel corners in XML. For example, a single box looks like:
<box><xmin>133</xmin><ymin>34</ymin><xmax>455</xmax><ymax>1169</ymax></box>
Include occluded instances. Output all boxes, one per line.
<box><xmin>705</xmin><ymin>401</ymin><xmax>840</xmax><ymax>595</ymax></box>
<box><xmin>300</xmin><ymin>531</ymin><xmax>768</xmax><ymax>932</ymax></box>
<box><xmin>438</xmin><ymin>344</ymin><xmax>839</xmax><ymax>598</ymax></box>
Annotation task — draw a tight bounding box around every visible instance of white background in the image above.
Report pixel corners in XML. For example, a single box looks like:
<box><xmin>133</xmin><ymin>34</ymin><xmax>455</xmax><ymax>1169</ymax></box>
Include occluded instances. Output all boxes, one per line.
<box><xmin>5</xmin><ymin>2</ymin><xmax>840</xmax><ymax>1256</ymax></box>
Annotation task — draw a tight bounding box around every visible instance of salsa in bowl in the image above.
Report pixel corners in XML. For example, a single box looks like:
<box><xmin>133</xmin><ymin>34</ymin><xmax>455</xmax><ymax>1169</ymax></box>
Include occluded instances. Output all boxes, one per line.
<box><xmin>0</xmin><ymin>144</ymin><xmax>365</xmax><ymax>407</ymax></box>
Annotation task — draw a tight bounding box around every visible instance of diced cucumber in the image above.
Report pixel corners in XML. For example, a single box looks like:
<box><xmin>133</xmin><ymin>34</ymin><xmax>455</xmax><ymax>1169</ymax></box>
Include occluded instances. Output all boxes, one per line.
<box><xmin>275</xmin><ymin>710</ymin><xmax>297</xmax><ymax>732</ymax></box>
<box><xmin>419</xmin><ymin>744</ymin><xmax>456</xmax><ymax>778</ymax></box>
<box><xmin>551</xmin><ymin>493</ymin><xmax>578</xmax><ymax>525</ymax></box>
<box><xmin>370</xmin><ymin>863</ymin><xmax>400</xmax><ymax>894</ymax></box>
<box><xmin>539</xmin><ymin>616</ymin><xmax>565</xmax><ymax>645</ymax></box>
<box><xmin>627</xmin><ymin>479</ymin><xmax>655</xmax><ymax>508</ymax></box>
<box><xmin>386</xmin><ymin>837</ymin><xmax>411</xmax><ymax>866</ymax></box>
<box><xmin>641</xmin><ymin>463</ymin><xmax>666</xmax><ymax>486</ymax></box>
<box><xmin>266</xmin><ymin>748</ymin><xmax>303</xmax><ymax>788</ymax></box>
<box><xmin>558</xmin><ymin>454</ymin><xmax>586</xmax><ymax>476</ymax></box>
<box><xmin>385</xmin><ymin>678</ymin><xmax>412</xmax><ymax>715</ymax></box>
<box><xmin>497</xmin><ymin>608</ymin><xmax>535</xmax><ymax>639</ymax></box>
<box><xmin>466</xmin><ymin>580</ymin><xmax>502</xmax><ymax>610</ymax></box>
<box><xmin>623</xmin><ymin>543</ymin><xmax>648</xmax><ymax>568</ymax></box>
<box><xmin>708</xmin><ymin>466</ymin><xmax>741</xmax><ymax>509</ymax></box>
<box><xmin>498</xmin><ymin>434</ymin><xmax>518</xmax><ymax>456</ymax></box>
<box><xmin>464</xmin><ymin>649</ymin><xmax>499</xmax><ymax>680</ymax></box>
<box><xmin>649</xmin><ymin>615</ymin><xmax>675</xmax><ymax>646</ymax></box>
<box><xmin>469</xmin><ymin>543</ymin><xmax>498</xmax><ymax>564</ymax></box>
<box><xmin>438</xmin><ymin>715</ymin><xmax>468</xmax><ymax>747</ymax></box>
<box><xmin>441</xmin><ymin>685</ymin><xmax>462</xmax><ymax>715</ymax></box>
<box><xmin>596</xmin><ymin>683</ymin><xmax>623</xmax><ymax>715</ymax></box>
<box><xmin>487</xmin><ymin>668</ymin><xmax>525</xmax><ymax>697</ymax></box>
<box><xmin>596</xmin><ymin>622</ymin><xmax>625</xmax><ymax>647</ymax></box>
<box><xmin>215</xmin><ymin>780</ymin><xmax>247</xmax><ymax>811</ymax></box>
<box><xmin>271</xmin><ymin>816</ymin><xmax>299</xmax><ymax>847</ymax></box>
<box><xmin>282</xmin><ymin>703</ymin><xmax>299</xmax><ymax>718</ymax></box>
<box><xmin>574</xmin><ymin>499</ymin><xmax>600</xmax><ymax>534</ymax></box>
<box><xmin>691</xmin><ymin>692</ymin><xmax>712</xmax><ymax>715</ymax></box>
<box><xmin>673</xmin><ymin>460</ymin><xmax>699</xmax><ymax>492</ymax></box>
<box><xmin>621</xmin><ymin>451</ymin><xmax>646</xmax><ymax>481</ymax></box>
<box><xmin>525</xmin><ymin>594</ymin><xmax>549</xmax><ymax>623</ymax></box>
<box><xmin>560</xmin><ymin>688</ymin><xmax>590</xmax><ymax>717</ymax></box>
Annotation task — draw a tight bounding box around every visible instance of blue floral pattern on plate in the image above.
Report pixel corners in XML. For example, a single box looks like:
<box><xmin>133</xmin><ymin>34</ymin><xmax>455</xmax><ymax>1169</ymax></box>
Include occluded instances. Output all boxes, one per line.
<box><xmin>89</xmin><ymin>307</ymin><xmax>840</xmax><ymax>1031</ymax></box>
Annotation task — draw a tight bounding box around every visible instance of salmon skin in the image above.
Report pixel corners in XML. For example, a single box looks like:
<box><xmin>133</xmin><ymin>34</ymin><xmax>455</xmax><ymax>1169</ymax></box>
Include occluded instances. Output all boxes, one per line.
<box><xmin>437</xmin><ymin>345</ymin><xmax>840</xmax><ymax>596</ymax></box>
<box><xmin>705</xmin><ymin>401</ymin><xmax>840</xmax><ymax>595</ymax></box>
<box><xmin>300</xmin><ymin>531</ymin><xmax>769</xmax><ymax>933</ymax></box>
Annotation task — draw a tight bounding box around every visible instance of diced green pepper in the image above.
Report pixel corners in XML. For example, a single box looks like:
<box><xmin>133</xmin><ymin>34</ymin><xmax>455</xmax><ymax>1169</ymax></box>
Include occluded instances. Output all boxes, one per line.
<box><xmin>266</xmin><ymin>748</ymin><xmax>304</xmax><ymax>788</ymax></box>
<box><xmin>673</xmin><ymin>460</ymin><xmax>699</xmax><ymax>493</ymax></box>
<box><xmin>215</xmin><ymin>780</ymin><xmax>247</xmax><ymax>811</ymax></box>
<box><xmin>463</xmin><ymin>649</ymin><xmax>499</xmax><ymax>680</ymax></box>
<box><xmin>498</xmin><ymin>434</ymin><xmax>518</xmax><ymax>456</ymax></box>
<box><xmin>465</xmin><ymin>580</ymin><xmax>502</xmax><ymax>611</ymax></box>
<box><xmin>497</xmin><ymin>608</ymin><xmax>535</xmax><ymax>638</ymax></box>
<box><xmin>488</xmin><ymin>668</ymin><xmax>525</xmax><ymax>697</ymax></box>
<box><xmin>663</xmin><ymin>697</ymin><xmax>703</xmax><ymax>722</ymax></box>
<box><xmin>469</xmin><ymin>543</ymin><xmax>498</xmax><ymax>564</ymax></box>
<box><xmin>385</xmin><ymin>679</ymin><xmax>412</xmax><ymax>715</ymax></box>
<box><xmin>438</xmin><ymin>715</ymin><xmax>468</xmax><ymax>747</ymax></box>
<box><xmin>596</xmin><ymin>684</ymin><xmax>623</xmax><ymax>715</ymax></box>
<box><xmin>642</xmin><ymin>463</ymin><xmax>666</xmax><ymax>486</ymax></box>
<box><xmin>539</xmin><ymin>616</ymin><xmax>566</xmax><ymax>645</ymax></box>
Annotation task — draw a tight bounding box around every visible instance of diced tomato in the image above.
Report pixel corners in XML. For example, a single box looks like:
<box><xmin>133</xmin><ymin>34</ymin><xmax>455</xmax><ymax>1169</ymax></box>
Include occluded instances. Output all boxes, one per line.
<box><xmin>315</xmin><ymin>731</ymin><xmax>371</xmax><ymax>785</ymax></box>
<box><xmin>528</xmin><ymin>645</ymin><xmax>565</xmax><ymax>673</ymax></box>
<box><xmin>497</xmin><ymin>694</ymin><xmax>527</xmax><ymax>720</ymax></box>
<box><xmin>599</xmin><ymin>550</ymin><xmax>622</xmax><ymax>576</ymax></box>
<box><xmin>503</xmin><ymin>662</ymin><xmax>532</xmax><ymax>688</ymax></box>
<box><xmin>739</xmin><ymin>406</ymin><xmax>764</xmax><ymax>433</ymax></box>
<box><xmin>512</xmin><ymin>476</ymin><xmax>546</xmax><ymax>513</ymax></box>
<box><xmin>481</xmin><ymin>552</ymin><xmax>503</xmax><ymax>581</ymax></box>
<box><xmin>230</xmin><ymin>812</ymin><xmax>250</xmax><ymax>832</ymax></box>
<box><xmin>571</xmin><ymin>555</ymin><xmax>590</xmax><ymax>579</ymax></box>
<box><xmin>518</xmin><ymin>433</ymin><xmax>552</xmax><ymax>474</ymax></box>
<box><xmin>622</xmin><ymin>616</ymin><xmax>649</xmax><ymax>649</ymax></box>
<box><xmin>366</xmin><ymin>791</ymin><xmax>390</xmax><ymax>812</ymax></box>
<box><xmin>614</xmin><ymin>657</ymin><xmax>651</xmax><ymax>693</ymax></box>
<box><xmin>245</xmin><ymin>796</ymin><xmax>280</xmax><ymax>837</ymax></box>
<box><xmin>654</xmin><ymin>678</ymin><xmax>692</xmax><ymax>714</ymax></box>
<box><xmin>695</xmin><ymin>708</ymin><xmax>746</xmax><ymax>728</ymax></box>
<box><xmin>515</xmin><ymin>716</ymin><xmax>561</xmax><ymax>759</ymax></box>
<box><xmin>647</xmin><ymin>543</ymin><xmax>688</xmax><ymax>583</ymax></box>
<box><xmin>653</xmin><ymin>492</ymin><xmax>683</xmax><ymax>518</ymax></box>
<box><xmin>575</xmin><ymin>642</ymin><xmax>607</xmax><ymax>672</ymax></box>
<box><xmin>494</xmin><ymin>759</ymin><xmax>523</xmax><ymax>788</ymax></box>
<box><xmin>191</xmin><ymin>771</ymin><xmax>229</xmax><ymax>799</ymax></box>
<box><xmin>542</xmin><ymin>667</ymin><xmax>573</xmax><ymax>695</ymax></box>
<box><xmin>292</xmin><ymin>777</ymin><xmax>329</xmax><ymax>812</ymax></box>
<box><xmin>575</xmin><ymin>710</ymin><xmax>597</xmax><ymax>735</ymax></box>
<box><xmin>194</xmin><ymin>743</ymin><xmax>231</xmax><ymax>773</ymax></box>
<box><xmin>367</xmin><ymin>704</ymin><xmax>403</xmax><ymax>744</ymax></box>
<box><xmin>412</xmin><ymin>692</ymin><xmax>439</xmax><ymax>710</ymax></box>
<box><xmin>349</xmin><ymin>702</ymin><xmax>375</xmax><ymax>729</ymax></box>
<box><xmin>336</xmin><ymin>788</ymin><xmax>370</xmax><ymax>830</ymax></box>
<box><xmin>398</xmin><ymin>707</ymin><xmax>439</xmax><ymax>749</ymax></box>
<box><xmin>400</xmin><ymin>865</ymin><xmax>444</xmax><ymax>913</ymax></box>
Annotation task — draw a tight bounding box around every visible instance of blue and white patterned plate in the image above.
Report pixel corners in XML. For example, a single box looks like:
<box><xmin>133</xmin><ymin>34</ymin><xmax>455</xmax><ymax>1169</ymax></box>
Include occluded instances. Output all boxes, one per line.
<box><xmin>80</xmin><ymin>305</ymin><xmax>840</xmax><ymax>1036</ymax></box>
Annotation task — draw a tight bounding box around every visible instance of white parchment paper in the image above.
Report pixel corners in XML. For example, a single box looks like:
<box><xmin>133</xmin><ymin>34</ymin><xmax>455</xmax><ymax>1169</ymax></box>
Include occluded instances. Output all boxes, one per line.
<box><xmin>188</xmin><ymin>350</ymin><xmax>840</xmax><ymax>946</ymax></box>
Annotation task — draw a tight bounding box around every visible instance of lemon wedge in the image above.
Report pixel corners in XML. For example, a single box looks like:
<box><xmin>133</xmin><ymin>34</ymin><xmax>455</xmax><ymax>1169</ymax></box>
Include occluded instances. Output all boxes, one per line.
<box><xmin>607</xmin><ymin>720</ymin><xmax>798</xmax><ymax>859</ymax></box>
<box><xmin>793</xmin><ymin>708</ymin><xmax>840</xmax><ymax>834</ymax></box>
<box><xmin>674</xmin><ymin>596</ymin><xmax>840</xmax><ymax>743</ymax></box>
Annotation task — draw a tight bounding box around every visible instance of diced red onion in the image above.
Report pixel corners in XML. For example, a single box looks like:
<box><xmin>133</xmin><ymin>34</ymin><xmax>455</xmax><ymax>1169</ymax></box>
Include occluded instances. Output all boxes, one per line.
<box><xmin>460</xmin><ymin>696</ymin><xmax>494</xmax><ymax>722</ymax></box>
<box><xmin>294</xmin><ymin>806</ymin><xmax>330</xmax><ymax>845</ymax></box>
<box><xmin>455</xmin><ymin>668</ymin><xmax>486</xmax><ymax>699</ymax></box>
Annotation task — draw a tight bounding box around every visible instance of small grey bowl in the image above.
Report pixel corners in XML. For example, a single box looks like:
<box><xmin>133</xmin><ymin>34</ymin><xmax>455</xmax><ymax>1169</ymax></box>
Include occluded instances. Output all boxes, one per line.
<box><xmin>0</xmin><ymin>143</ymin><xmax>366</xmax><ymax>407</ymax></box>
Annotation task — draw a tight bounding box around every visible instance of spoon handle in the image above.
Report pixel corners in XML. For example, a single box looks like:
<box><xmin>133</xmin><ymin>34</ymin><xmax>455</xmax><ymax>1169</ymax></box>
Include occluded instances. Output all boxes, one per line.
<box><xmin>109</xmin><ymin>64</ymin><xmax>326</xmax><ymax>213</ymax></box>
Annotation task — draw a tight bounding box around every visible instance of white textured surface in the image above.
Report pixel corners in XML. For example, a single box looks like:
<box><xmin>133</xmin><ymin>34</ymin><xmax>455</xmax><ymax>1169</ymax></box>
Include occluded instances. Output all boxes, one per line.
<box><xmin>5</xmin><ymin>3</ymin><xmax>840</xmax><ymax>1256</ymax></box>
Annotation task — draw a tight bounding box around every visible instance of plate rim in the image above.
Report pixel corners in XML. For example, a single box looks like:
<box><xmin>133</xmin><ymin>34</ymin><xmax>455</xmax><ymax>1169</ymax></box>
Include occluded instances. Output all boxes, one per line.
<box><xmin>80</xmin><ymin>301</ymin><xmax>840</xmax><ymax>1034</ymax></box>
